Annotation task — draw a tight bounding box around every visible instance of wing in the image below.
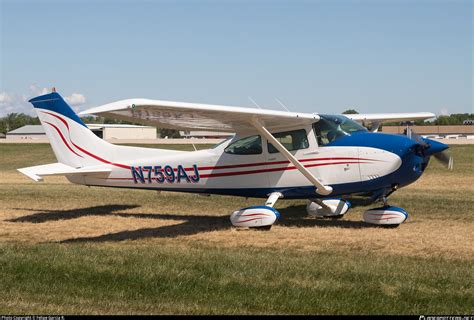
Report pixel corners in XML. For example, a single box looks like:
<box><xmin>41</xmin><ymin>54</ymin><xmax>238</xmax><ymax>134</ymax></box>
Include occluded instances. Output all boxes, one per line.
<box><xmin>80</xmin><ymin>99</ymin><xmax>319</xmax><ymax>133</ymax></box>
<box><xmin>345</xmin><ymin>112</ymin><xmax>435</xmax><ymax>132</ymax></box>
<box><xmin>345</xmin><ymin>112</ymin><xmax>435</xmax><ymax>123</ymax></box>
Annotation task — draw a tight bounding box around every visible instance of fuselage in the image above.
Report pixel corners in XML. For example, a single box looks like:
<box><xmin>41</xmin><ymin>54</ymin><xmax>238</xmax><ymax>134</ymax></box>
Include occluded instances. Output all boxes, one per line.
<box><xmin>68</xmin><ymin>119</ymin><xmax>440</xmax><ymax>200</ymax></box>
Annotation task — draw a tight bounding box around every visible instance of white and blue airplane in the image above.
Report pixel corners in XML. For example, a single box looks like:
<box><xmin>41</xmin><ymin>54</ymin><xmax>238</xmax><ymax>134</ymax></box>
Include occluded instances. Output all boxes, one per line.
<box><xmin>18</xmin><ymin>90</ymin><xmax>452</xmax><ymax>229</ymax></box>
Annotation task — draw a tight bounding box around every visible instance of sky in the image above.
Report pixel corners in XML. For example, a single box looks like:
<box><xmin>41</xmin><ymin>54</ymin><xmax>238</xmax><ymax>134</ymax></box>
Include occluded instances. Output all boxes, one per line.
<box><xmin>0</xmin><ymin>0</ymin><xmax>472</xmax><ymax>117</ymax></box>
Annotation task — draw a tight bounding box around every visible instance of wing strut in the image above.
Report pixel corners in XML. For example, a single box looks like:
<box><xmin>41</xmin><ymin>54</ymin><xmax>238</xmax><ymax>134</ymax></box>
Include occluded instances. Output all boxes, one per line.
<box><xmin>250</xmin><ymin>118</ymin><xmax>333</xmax><ymax>196</ymax></box>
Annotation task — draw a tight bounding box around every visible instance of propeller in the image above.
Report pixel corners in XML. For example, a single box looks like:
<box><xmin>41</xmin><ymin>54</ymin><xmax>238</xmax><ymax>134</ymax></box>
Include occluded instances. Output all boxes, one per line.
<box><xmin>433</xmin><ymin>151</ymin><xmax>454</xmax><ymax>170</ymax></box>
<box><xmin>405</xmin><ymin>127</ymin><xmax>453</xmax><ymax>170</ymax></box>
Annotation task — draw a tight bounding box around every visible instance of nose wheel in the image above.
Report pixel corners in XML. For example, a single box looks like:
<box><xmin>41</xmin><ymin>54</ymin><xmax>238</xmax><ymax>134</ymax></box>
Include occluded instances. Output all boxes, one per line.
<box><xmin>363</xmin><ymin>191</ymin><xmax>408</xmax><ymax>227</ymax></box>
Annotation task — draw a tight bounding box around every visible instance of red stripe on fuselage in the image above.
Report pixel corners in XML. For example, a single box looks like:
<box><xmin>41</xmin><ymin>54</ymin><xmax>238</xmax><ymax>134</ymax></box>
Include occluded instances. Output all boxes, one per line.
<box><xmin>70</xmin><ymin>142</ymin><xmax>131</xmax><ymax>169</ymax></box>
<box><xmin>42</xmin><ymin>111</ymin><xmax>130</xmax><ymax>170</ymax></box>
<box><xmin>197</xmin><ymin>157</ymin><xmax>379</xmax><ymax>171</ymax></box>
<box><xmin>199</xmin><ymin>161</ymin><xmax>368</xmax><ymax>178</ymax></box>
<box><xmin>44</xmin><ymin>121</ymin><xmax>84</xmax><ymax>158</ymax></box>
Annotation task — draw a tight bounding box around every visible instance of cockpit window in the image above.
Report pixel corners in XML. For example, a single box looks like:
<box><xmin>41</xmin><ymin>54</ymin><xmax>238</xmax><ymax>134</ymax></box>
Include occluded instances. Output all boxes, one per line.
<box><xmin>224</xmin><ymin>135</ymin><xmax>262</xmax><ymax>155</ymax></box>
<box><xmin>313</xmin><ymin>115</ymin><xmax>367</xmax><ymax>146</ymax></box>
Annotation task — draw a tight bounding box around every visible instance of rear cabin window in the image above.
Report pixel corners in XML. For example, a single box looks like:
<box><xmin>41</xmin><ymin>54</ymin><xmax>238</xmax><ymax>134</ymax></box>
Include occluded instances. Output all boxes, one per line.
<box><xmin>224</xmin><ymin>135</ymin><xmax>262</xmax><ymax>155</ymax></box>
<box><xmin>267</xmin><ymin>129</ymin><xmax>309</xmax><ymax>153</ymax></box>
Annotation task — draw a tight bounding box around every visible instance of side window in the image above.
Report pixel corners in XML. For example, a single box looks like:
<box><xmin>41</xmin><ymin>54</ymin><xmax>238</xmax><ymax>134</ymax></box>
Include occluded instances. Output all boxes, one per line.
<box><xmin>267</xmin><ymin>129</ymin><xmax>309</xmax><ymax>153</ymax></box>
<box><xmin>225</xmin><ymin>135</ymin><xmax>262</xmax><ymax>155</ymax></box>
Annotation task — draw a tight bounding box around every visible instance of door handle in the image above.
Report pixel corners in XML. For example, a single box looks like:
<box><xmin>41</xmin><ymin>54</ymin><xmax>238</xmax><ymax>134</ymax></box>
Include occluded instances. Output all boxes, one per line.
<box><xmin>268</xmin><ymin>157</ymin><xmax>277</xmax><ymax>161</ymax></box>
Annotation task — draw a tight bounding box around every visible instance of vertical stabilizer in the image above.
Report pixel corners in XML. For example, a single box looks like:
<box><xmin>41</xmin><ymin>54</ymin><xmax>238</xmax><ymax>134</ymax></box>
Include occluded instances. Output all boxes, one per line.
<box><xmin>29</xmin><ymin>91</ymin><xmax>117</xmax><ymax>168</ymax></box>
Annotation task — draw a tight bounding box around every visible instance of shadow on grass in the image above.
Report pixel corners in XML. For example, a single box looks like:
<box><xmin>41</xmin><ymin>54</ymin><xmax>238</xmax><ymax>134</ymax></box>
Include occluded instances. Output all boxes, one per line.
<box><xmin>8</xmin><ymin>205</ymin><xmax>141</xmax><ymax>223</ymax></box>
<box><xmin>62</xmin><ymin>213</ymin><xmax>232</xmax><ymax>243</ymax></box>
<box><xmin>278</xmin><ymin>205</ymin><xmax>374</xmax><ymax>229</ymax></box>
<box><xmin>8</xmin><ymin>203</ymin><xmax>377</xmax><ymax>243</ymax></box>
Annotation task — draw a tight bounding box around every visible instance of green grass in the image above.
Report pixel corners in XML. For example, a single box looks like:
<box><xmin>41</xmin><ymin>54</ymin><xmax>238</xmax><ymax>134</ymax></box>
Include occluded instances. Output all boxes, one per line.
<box><xmin>1</xmin><ymin>243</ymin><xmax>471</xmax><ymax>315</ymax></box>
<box><xmin>0</xmin><ymin>143</ymin><xmax>472</xmax><ymax>315</ymax></box>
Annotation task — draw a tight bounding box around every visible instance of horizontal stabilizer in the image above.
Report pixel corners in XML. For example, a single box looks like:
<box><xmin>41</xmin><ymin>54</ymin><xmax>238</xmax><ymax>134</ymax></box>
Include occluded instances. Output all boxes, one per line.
<box><xmin>18</xmin><ymin>163</ymin><xmax>111</xmax><ymax>182</ymax></box>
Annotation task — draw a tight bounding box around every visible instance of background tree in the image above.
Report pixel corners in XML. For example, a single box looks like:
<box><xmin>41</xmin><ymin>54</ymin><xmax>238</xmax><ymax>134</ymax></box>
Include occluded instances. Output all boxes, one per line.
<box><xmin>342</xmin><ymin>109</ymin><xmax>359</xmax><ymax>114</ymax></box>
<box><xmin>0</xmin><ymin>113</ymin><xmax>40</xmax><ymax>134</ymax></box>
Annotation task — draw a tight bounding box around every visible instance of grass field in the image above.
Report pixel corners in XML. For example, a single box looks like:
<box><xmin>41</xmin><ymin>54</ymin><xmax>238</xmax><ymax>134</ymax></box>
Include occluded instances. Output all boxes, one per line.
<box><xmin>0</xmin><ymin>143</ymin><xmax>473</xmax><ymax>314</ymax></box>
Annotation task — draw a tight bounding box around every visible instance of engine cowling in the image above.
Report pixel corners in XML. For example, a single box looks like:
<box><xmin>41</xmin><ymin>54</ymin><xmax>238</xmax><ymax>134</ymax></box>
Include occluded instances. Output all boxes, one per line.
<box><xmin>230</xmin><ymin>206</ymin><xmax>280</xmax><ymax>228</ymax></box>
<box><xmin>363</xmin><ymin>206</ymin><xmax>408</xmax><ymax>226</ymax></box>
<box><xmin>306</xmin><ymin>199</ymin><xmax>351</xmax><ymax>217</ymax></box>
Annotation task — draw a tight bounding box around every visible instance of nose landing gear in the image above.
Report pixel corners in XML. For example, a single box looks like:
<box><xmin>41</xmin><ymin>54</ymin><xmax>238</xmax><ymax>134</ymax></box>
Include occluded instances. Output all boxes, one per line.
<box><xmin>363</xmin><ymin>188</ymin><xmax>408</xmax><ymax>227</ymax></box>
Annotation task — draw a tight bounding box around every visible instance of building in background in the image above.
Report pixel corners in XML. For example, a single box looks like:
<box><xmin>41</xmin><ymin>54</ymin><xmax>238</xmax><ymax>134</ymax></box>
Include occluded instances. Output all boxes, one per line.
<box><xmin>381</xmin><ymin>125</ymin><xmax>474</xmax><ymax>139</ymax></box>
<box><xmin>87</xmin><ymin>124</ymin><xmax>156</xmax><ymax>140</ymax></box>
<box><xmin>5</xmin><ymin>125</ymin><xmax>47</xmax><ymax>140</ymax></box>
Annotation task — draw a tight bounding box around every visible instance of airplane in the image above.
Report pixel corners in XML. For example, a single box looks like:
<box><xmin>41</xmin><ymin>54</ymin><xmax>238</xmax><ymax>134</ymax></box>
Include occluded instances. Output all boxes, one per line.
<box><xmin>18</xmin><ymin>90</ymin><xmax>453</xmax><ymax>230</ymax></box>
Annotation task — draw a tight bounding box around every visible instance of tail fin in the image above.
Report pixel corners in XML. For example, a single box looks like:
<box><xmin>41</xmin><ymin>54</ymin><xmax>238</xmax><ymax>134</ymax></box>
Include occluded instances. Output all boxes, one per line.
<box><xmin>29</xmin><ymin>91</ymin><xmax>117</xmax><ymax>168</ymax></box>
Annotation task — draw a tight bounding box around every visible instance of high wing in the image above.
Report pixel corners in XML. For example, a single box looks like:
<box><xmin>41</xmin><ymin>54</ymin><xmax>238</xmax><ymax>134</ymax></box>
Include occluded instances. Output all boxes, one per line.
<box><xmin>344</xmin><ymin>112</ymin><xmax>435</xmax><ymax>132</ymax></box>
<box><xmin>80</xmin><ymin>99</ymin><xmax>319</xmax><ymax>133</ymax></box>
<box><xmin>345</xmin><ymin>112</ymin><xmax>435</xmax><ymax>123</ymax></box>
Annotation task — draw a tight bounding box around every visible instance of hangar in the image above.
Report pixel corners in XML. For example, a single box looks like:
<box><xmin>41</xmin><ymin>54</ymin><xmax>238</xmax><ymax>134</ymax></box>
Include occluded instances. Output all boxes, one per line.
<box><xmin>6</xmin><ymin>124</ymin><xmax>157</xmax><ymax>140</ymax></box>
<box><xmin>5</xmin><ymin>125</ymin><xmax>47</xmax><ymax>140</ymax></box>
<box><xmin>381</xmin><ymin>125</ymin><xmax>474</xmax><ymax>139</ymax></box>
<box><xmin>87</xmin><ymin>124</ymin><xmax>156</xmax><ymax>140</ymax></box>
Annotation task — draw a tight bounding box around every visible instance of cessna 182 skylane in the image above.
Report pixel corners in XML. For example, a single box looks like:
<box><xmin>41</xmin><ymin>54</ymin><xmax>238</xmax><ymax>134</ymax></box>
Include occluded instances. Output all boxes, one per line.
<box><xmin>19</xmin><ymin>91</ymin><xmax>452</xmax><ymax>229</ymax></box>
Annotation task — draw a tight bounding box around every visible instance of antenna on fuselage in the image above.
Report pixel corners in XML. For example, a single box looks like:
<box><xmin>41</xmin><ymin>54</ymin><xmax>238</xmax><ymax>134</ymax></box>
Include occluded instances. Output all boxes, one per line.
<box><xmin>248</xmin><ymin>96</ymin><xmax>262</xmax><ymax>109</ymax></box>
<box><xmin>275</xmin><ymin>98</ymin><xmax>291</xmax><ymax>112</ymax></box>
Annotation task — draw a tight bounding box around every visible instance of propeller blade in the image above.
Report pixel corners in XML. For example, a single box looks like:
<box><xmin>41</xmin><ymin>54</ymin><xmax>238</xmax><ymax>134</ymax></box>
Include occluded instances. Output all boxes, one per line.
<box><xmin>434</xmin><ymin>151</ymin><xmax>454</xmax><ymax>170</ymax></box>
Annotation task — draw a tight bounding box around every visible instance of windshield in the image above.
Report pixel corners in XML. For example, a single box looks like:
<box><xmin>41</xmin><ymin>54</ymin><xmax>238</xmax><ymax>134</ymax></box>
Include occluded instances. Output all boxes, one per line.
<box><xmin>314</xmin><ymin>115</ymin><xmax>367</xmax><ymax>146</ymax></box>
